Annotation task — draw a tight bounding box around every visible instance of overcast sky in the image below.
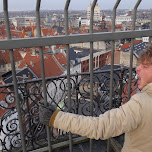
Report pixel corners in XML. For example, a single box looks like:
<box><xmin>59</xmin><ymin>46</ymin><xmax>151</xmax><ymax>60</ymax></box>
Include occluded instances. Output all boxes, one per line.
<box><xmin>0</xmin><ymin>0</ymin><xmax>151</xmax><ymax>11</ymax></box>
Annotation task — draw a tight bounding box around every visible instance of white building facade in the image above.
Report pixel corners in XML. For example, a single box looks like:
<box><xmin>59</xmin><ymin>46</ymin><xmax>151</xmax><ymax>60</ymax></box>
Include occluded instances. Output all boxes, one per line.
<box><xmin>87</xmin><ymin>4</ymin><xmax>100</xmax><ymax>21</ymax></box>
<box><xmin>116</xmin><ymin>15</ymin><xmax>132</xmax><ymax>24</ymax></box>
<box><xmin>10</xmin><ymin>17</ymin><xmax>36</xmax><ymax>27</ymax></box>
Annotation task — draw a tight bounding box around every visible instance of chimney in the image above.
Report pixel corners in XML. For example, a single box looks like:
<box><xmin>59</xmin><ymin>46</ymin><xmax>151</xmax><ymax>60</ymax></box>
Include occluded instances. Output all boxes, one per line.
<box><xmin>30</xmin><ymin>61</ymin><xmax>34</xmax><ymax>67</ymax></box>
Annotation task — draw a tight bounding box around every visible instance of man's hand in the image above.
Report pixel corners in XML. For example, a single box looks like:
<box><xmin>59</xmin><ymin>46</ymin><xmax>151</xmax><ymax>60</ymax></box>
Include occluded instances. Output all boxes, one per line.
<box><xmin>39</xmin><ymin>102</ymin><xmax>56</xmax><ymax>126</ymax></box>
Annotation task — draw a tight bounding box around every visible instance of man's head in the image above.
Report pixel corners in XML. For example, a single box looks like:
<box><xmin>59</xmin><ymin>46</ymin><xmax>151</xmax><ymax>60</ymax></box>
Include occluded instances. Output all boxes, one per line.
<box><xmin>136</xmin><ymin>45</ymin><xmax>152</xmax><ymax>90</ymax></box>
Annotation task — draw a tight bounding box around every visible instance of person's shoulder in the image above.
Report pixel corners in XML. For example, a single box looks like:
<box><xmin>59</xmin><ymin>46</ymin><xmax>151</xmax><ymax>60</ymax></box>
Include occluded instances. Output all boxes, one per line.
<box><xmin>130</xmin><ymin>91</ymin><xmax>149</xmax><ymax>104</ymax></box>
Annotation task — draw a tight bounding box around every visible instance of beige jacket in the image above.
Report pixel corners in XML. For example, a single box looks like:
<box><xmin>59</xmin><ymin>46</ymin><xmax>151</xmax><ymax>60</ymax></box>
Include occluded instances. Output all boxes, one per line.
<box><xmin>53</xmin><ymin>83</ymin><xmax>152</xmax><ymax>152</ymax></box>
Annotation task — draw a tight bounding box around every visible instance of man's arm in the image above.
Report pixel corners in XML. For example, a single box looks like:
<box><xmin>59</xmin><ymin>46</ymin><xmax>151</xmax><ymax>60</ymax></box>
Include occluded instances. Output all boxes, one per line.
<box><xmin>51</xmin><ymin>96</ymin><xmax>142</xmax><ymax>140</ymax></box>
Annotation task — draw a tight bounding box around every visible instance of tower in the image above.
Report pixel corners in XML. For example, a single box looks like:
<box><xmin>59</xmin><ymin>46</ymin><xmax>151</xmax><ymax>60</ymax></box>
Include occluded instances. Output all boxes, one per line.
<box><xmin>128</xmin><ymin>7</ymin><xmax>132</xmax><ymax>16</ymax></box>
<box><xmin>45</xmin><ymin>13</ymin><xmax>49</xmax><ymax>23</ymax></box>
<box><xmin>87</xmin><ymin>3</ymin><xmax>100</xmax><ymax>21</ymax></box>
<box><xmin>101</xmin><ymin>11</ymin><xmax>106</xmax><ymax>30</ymax></box>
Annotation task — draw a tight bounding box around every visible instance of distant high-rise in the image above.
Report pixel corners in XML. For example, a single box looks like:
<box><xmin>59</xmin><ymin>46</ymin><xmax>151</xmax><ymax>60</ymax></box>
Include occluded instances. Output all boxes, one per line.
<box><xmin>87</xmin><ymin>3</ymin><xmax>100</xmax><ymax>21</ymax></box>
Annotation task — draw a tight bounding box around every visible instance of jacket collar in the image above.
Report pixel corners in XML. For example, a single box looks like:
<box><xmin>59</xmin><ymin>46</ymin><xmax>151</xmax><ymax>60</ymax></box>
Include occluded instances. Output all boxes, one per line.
<box><xmin>142</xmin><ymin>82</ymin><xmax>152</xmax><ymax>95</ymax></box>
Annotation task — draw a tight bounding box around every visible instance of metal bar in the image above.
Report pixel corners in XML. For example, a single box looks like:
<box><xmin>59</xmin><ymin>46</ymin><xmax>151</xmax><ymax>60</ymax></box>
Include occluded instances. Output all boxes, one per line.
<box><xmin>127</xmin><ymin>0</ymin><xmax>142</xmax><ymax>100</ymax></box>
<box><xmin>110</xmin><ymin>0</ymin><xmax>121</xmax><ymax>113</ymax></box>
<box><xmin>110</xmin><ymin>138</ymin><xmax>122</xmax><ymax>152</ymax></box>
<box><xmin>23</xmin><ymin>81</ymin><xmax>34</xmax><ymax>148</ymax></box>
<box><xmin>89</xmin><ymin>0</ymin><xmax>98</xmax><ymax>152</ymax></box>
<box><xmin>64</xmin><ymin>1</ymin><xmax>73</xmax><ymax>152</ymax></box>
<box><xmin>0</xmin><ymin>30</ymin><xmax>152</xmax><ymax>50</ymax></box>
<box><xmin>36</xmin><ymin>1</ymin><xmax>52</xmax><ymax>152</ymax></box>
<box><xmin>3</xmin><ymin>0</ymin><xmax>27</xmax><ymax>152</ymax></box>
<box><xmin>29</xmin><ymin>136</ymin><xmax>88</xmax><ymax>152</ymax></box>
<box><xmin>0</xmin><ymin>67</ymin><xmax>123</xmax><ymax>89</ymax></box>
<box><xmin>75</xmin><ymin>72</ymin><xmax>79</xmax><ymax>114</ymax></box>
<box><xmin>107</xmin><ymin>1</ymin><xmax>121</xmax><ymax>152</ymax></box>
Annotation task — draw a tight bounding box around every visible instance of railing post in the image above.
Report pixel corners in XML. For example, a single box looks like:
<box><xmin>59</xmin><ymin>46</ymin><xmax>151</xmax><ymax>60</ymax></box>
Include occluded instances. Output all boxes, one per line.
<box><xmin>89</xmin><ymin>1</ymin><xmax>98</xmax><ymax>151</ymax></box>
<box><xmin>127</xmin><ymin>0</ymin><xmax>142</xmax><ymax>101</ymax></box>
<box><xmin>117</xmin><ymin>65</ymin><xmax>124</xmax><ymax>106</ymax></box>
<box><xmin>23</xmin><ymin>80</ymin><xmax>34</xmax><ymax>148</ymax></box>
<box><xmin>107</xmin><ymin>1</ymin><xmax>121</xmax><ymax>151</ymax></box>
<box><xmin>75</xmin><ymin>71</ymin><xmax>79</xmax><ymax>114</ymax></box>
<box><xmin>119</xmin><ymin>65</ymin><xmax>124</xmax><ymax>98</ymax></box>
<box><xmin>64</xmin><ymin>1</ymin><xmax>73</xmax><ymax>152</ymax></box>
<box><xmin>3</xmin><ymin>0</ymin><xmax>27</xmax><ymax>151</ymax></box>
<box><xmin>35</xmin><ymin>1</ymin><xmax>52</xmax><ymax>152</ymax></box>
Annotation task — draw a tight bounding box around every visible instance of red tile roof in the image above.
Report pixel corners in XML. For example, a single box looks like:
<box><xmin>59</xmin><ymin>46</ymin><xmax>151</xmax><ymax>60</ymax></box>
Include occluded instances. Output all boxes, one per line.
<box><xmin>54</xmin><ymin>53</ymin><xmax>67</xmax><ymax>66</ymax></box>
<box><xmin>0</xmin><ymin>57</ymin><xmax>6</xmax><ymax>65</ymax></box>
<box><xmin>121</xmin><ymin>40</ymin><xmax>142</xmax><ymax>50</ymax></box>
<box><xmin>56</xmin><ymin>45</ymin><xmax>66</xmax><ymax>49</ymax></box>
<box><xmin>116</xmin><ymin>24</ymin><xmax>123</xmax><ymax>29</ymax></box>
<box><xmin>19</xmin><ymin>53</ymin><xmax>63</xmax><ymax>78</ymax></box>
<box><xmin>121</xmin><ymin>43</ymin><xmax>131</xmax><ymax>50</ymax></box>
<box><xmin>107</xmin><ymin>27</ymin><xmax>111</xmax><ymax>31</ymax></box>
<box><xmin>41</xmin><ymin>28</ymin><xmax>56</xmax><ymax>36</ymax></box>
<box><xmin>0</xmin><ymin>23</ymin><xmax>30</xmax><ymax>38</ymax></box>
<box><xmin>11</xmin><ymin>30</ymin><xmax>22</xmax><ymax>37</ymax></box>
<box><xmin>0</xmin><ymin>50</ymin><xmax>23</xmax><ymax>64</ymax></box>
<box><xmin>0</xmin><ymin>25</ymin><xmax>7</xmax><ymax>37</ymax></box>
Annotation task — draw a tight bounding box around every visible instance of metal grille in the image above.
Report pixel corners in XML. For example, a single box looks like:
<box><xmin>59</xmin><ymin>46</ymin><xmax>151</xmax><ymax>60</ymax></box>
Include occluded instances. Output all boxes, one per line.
<box><xmin>0</xmin><ymin>0</ymin><xmax>152</xmax><ymax>152</ymax></box>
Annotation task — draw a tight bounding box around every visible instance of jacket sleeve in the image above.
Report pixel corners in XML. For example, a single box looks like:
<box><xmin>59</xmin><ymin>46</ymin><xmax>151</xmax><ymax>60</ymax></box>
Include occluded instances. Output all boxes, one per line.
<box><xmin>53</xmin><ymin>95</ymin><xmax>142</xmax><ymax>140</ymax></box>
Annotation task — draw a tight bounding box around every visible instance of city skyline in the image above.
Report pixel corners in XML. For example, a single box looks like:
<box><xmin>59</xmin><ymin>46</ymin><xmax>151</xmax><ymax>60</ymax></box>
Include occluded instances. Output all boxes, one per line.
<box><xmin>0</xmin><ymin>0</ymin><xmax>151</xmax><ymax>11</ymax></box>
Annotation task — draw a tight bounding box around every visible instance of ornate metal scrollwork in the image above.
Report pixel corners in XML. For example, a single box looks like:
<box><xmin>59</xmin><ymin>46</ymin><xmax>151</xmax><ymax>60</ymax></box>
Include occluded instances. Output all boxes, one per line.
<box><xmin>0</xmin><ymin>67</ymin><xmax>138</xmax><ymax>151</ymax></box>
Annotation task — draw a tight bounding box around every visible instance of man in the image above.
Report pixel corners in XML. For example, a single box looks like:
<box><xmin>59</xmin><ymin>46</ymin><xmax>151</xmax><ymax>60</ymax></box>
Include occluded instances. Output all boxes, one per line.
<box><xmin>39</xmin><ymin>45</ymin><xmax>152</xmax><ymax>152</ymax></box>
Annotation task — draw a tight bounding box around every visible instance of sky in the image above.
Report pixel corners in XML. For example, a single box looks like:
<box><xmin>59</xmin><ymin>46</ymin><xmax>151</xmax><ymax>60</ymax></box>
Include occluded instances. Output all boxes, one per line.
<box><xmin>0</xmin><ymin>0</ymin><xmax>151</xmax><ymax>11</ymax></box>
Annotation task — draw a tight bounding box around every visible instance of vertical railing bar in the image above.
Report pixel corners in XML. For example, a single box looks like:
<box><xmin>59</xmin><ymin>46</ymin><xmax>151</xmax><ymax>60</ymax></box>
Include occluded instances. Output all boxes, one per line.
<box><xmin>3</xmin><ymin>0</ymin><xmax>27</xmax><ymax>152</ymax></box>
<box><xmin>127</xmin><ymin>0</ymin><xmax>142</xmax><ymax>100</ymax></box>
<box><xmin>36</xmin><ymin>1</ymin><xmax>52</xmax><ymax>152</ymax></box>
<box><xmin>89</xmin><ymin>0</ymin><xmax>97</xmax><ymax>152</ymax></box>
<box><xmin>149</xmin><ymin>10</ymin><xmax>152</xmax><ymax>45</ymax></box>
<box><xmin>107</xmin><ymin>1</ymin><xmax>121</xmax><ymax>152</ymax></box>
<box><xmin>64</xmin><ymin>1</ymin><xmax>73</xmax><ymax>152</ymax></box>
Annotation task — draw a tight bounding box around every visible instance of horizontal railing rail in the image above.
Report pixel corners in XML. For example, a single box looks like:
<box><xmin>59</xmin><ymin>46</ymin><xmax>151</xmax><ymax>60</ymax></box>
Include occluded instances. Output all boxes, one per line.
<box><xmin>0</xmin><ymin>30</ymin><xmax>151</xmax><ymax>50</ymax></box>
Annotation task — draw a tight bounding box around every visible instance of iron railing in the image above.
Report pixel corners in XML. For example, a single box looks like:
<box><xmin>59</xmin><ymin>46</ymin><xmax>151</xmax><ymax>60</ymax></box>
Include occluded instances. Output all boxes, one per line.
<box><xmin>0</xmin><ymin>0</ymin><xmax>151</xmax><ymax>152</ymax></box>
<box><xmin>0</xmin><ymin>67</ymin><xmax>137</xmax><ymax>152</ymax></box>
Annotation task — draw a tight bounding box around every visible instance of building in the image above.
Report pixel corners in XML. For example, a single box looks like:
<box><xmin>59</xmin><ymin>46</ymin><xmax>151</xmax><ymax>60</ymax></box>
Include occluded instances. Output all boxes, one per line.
<box><xmin>70</xmin><ymin>41</ymin><xmax>107</xmax><ymax>50</ymax></box>
<box><xmin>0</xmin><ymin>50</ymin><xmax>23</xmax><ymax>72</ymax></box>
<box><xmin>10</xmin><ymin>17</ymin><xmax>36</xmax><ymax>28</ymax></box>
<box><xmin>120</xmin><ymin>41</ymin><xmax>148</xmax><ymax>67</ymax></box>
<box><xmin>116</xmin><ymin>15</ymin><xmax>132</xmax><ymax>24</ymax></box>
<box><xmin>71</xmin><ymin>17</ymin><xmax>90</xmax><ymax>28</ymax></box>
<box><xmin>68</xmin><ymin>47</ymin><xmax>109</xmax><ymax>72</ymax></box>
<box><xmin>106</xmin><ymin>49</ymin><xmax>121</xmax><ymax>65</ymax></box>
<box><xmin>87</xmin><ymin>4</ymin><xmax>100</xmax><ymax>21</ymax></box>
<box><xmin>0</xmin><ymin>67</ymin><xmax>38</xmax><ymax>84</ymax></box>
<box><xmin>19</xmin><ymin>52</ymin><xmax>65</xmax><ymax>78</ymax></box>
